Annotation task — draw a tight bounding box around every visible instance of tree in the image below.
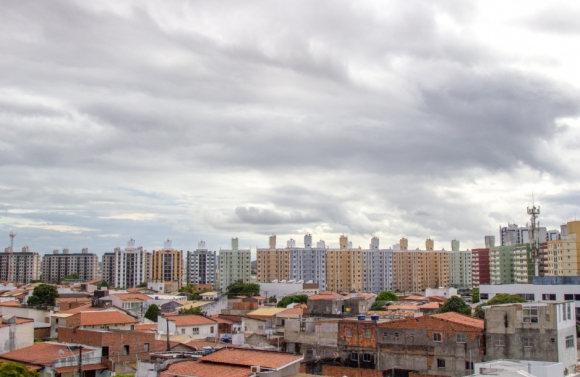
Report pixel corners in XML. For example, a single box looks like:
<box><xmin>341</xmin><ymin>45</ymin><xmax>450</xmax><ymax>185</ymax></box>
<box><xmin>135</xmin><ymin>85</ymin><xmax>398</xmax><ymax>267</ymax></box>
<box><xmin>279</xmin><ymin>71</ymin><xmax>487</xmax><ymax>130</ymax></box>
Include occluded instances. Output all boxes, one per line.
<box><xmin>63</xmin><ymin>273</ymin><xmax>79</xmax><ymax>280</ymax></box>
<box><xmin>370</xmin><ymin>300</ymin><xmax>387</xmax><ymax>311</ymax></box>
<box><xmin>268</xmin><ymin>295</ymin><xmax>277</xmax><ymax>303</ymax></box>
<box><xmin>474</xmin><ymin>294</ymin><xmax>527</xmax><ymax>319</ymax></box>
<box><xmin>30</xmin><ymin>280</ymin><xmax>42</xmax><ymax>284</ymax></box>
<box><xmin>97</xmin><ymin>280</ymin><xmax>110</xmax><ymax>289</ymax></box>
<box><xmin>179</xmin><ymin>307</ymin><xmax>205</xmax><ymax>316</ymax></box>
<box><xmin>0</xmin><ymin>361</ymin><xmax>40</xmax><ymax>377</ymax></box>
<box><xmin>277</xmin><ymin>294</ymin><xmax>309</xmax><ymax>308</ymax></box>
<box><xmin>472</xmin><ymin>288</ymin><xmax>480</xmax><ymax>304</ymax></box>
<box><xmin>137</xmin><ymin>281</ymin><xmax>147</xmax><ymax>288</ymax></box>
<box><xmin>376</xmin><ymin>291</ymin><xmax>398</xmax><ymax>302</ymax></box>
<box><xmin>440</xmin><ymin>296</ymin><xmax>471</xmax><ymax>316</ymax></box>
<box><xmin>226</xmin><ymin>281</ymin><xmax>260</xmax><ymax>298</ymax></box>
<box><xmin>27</xmin><ymin>284</ymin><xmax>58</xmax><ymax>306</ymax></box>
<box><xmin>144</xmin><ymin>304</ymin><xmax>160</xmax><ymax>322</ymax></box>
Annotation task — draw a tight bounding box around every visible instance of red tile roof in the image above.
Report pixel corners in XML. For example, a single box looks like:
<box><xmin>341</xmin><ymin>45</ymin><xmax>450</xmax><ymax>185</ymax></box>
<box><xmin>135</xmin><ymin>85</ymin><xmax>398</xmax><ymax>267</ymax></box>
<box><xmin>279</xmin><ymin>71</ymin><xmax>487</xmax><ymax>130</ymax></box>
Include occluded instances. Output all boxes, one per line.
<box><xmin>167</xmin><ymin>315</ymin><xmax>217</xmax><ymax>327</ymax></box>
<box><xmin>308</xmin><ymin>292</ymin><xmax>345</xmax><ymax>300</ymax></box>
<box><xmin>430</xmin><ymin>312</ymin><xmax>484</xmax><ymax>329</ymax></box>
<box><xmin>56</xmin><ymin>298</ymin><xmax>91</xmax><ymax>303</ymax></box>
<box><xmin>154</xmin><ymin>340</ymin><xmax>181</xmax><ymax>351</ymax></box>
<box><xmin>385</xmin><ymin>304</ymin><xmax>419</xmax><ymax>311</ymax></box>
<box><xmin>210</xmin><ymin>316</ymin><xmax>234</xmax><ymax>325</ymax></box>
<box><xmin>419</xmin><ymin>302</ymin><xmax>441</xmax><ymax>309</ymax></box>
<box><xmin>161</xmin><ymin>360</ymin><xmax>251</xmax><ymax>377</ymax></box>
<box><xmin>201</xmin><ymin>348</ymin><xmax>302</xmax><ymax>369</ymax></box>
<box><xmin>279</xmin><ymin>308</ymin><xmax>304</xmax><ymax>315</ymax></box>
<box><xmin>0</xmin><ymin>301</ymin><xmax>21</xmax><ymax>307</ymax></box>
<box><xmin>134</xmin><ymin>323</ymin><xmax>158</xmax><ymax>331</ymax></box>
<box><xmin>109</xmin><ymin>293</ymin><xmax>152</xmax><ymax>301</ymax></box>
<box><xmin>60</xmin><ymin>305</ymin><xmax>105</xmax><ymax>315</ymax></box>
<box><xmin>0</xmin><ymin>316</ymin><xmax>34</xmax><ymax>328</ymax></box>
<box><xmin>54</xmin><ymin>364</ymin><xmax>107</xmax><ymax>373</ymax></box>
<box><xmin>0</xmin><ymin>342</ymin><xmax>92</xmax><ymax>367</ymax></box>
<box><xmin>76</xmin><ymin>311</ymin><xmax>138</xmax><ymax>326</ymax></box>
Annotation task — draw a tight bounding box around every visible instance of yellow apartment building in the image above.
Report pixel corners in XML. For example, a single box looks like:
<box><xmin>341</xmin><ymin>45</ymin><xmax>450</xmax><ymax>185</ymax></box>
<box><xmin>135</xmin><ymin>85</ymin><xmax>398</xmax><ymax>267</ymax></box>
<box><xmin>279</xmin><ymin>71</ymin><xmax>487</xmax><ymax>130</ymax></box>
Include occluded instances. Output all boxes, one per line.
<box><xmin>547</xmin><ymin>221</ymin><xmax>580</xmax><ymax>276</ymax></box>
<box><xmin>151</xmin><ymin>240</ymin><xmax>183</xmax><ymax>287</ymax></box>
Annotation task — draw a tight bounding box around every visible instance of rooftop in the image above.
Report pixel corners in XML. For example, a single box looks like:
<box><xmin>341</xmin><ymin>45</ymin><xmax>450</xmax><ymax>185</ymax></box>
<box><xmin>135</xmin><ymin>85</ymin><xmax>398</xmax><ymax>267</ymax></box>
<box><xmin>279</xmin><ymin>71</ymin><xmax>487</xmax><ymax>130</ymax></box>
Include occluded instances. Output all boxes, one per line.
<box><xmin>167</xmin><ymin>315</ymin><xmax>217</xmax><ymax>327</ymax></box>
<box><xmin>0</xmin><ymin>342</ymin><xmax>92</xmax><ymax>367</ymax></box>
<box><xmin>308</xmin><ymin>292</ymin><xmax>345</xmax><ymax>300</ymax></box>
<box><xmin>161</xmin><ymin>360</ymin><xmax>251</xmax><ymax>377</ymax></box>
<box><xmin>246</xmin><ymin>307</ymin><xmax>286</xmax><ymax>318</ymax></box>
<box><xmin>108</xmin><ymin>293</ymin><xmax>152</xmax><ymax>301</ymax></box>
<box><xmin>76</xmin><ymin>311</ymin><xmax>138</xmax><ymax>326</ymax></box>
<box><xmin>200</xmin><ymin>348</ymin><xmax>303</xmax><ymax>369</ymax></box>
<box><xmin>430</xmin><ymin>312</ymin><xmax>485</xmax><ymax>329</ymax></box>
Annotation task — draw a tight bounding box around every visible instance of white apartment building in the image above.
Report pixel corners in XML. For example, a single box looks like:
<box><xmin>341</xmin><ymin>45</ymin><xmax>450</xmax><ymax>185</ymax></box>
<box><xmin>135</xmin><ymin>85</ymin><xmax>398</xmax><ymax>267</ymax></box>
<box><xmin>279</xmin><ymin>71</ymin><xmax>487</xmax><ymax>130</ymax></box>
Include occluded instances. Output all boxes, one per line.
<box><xmin>500</xmin><ymin>223</ymin><xmax>559</xmax><ymax>246</ymax></box>
<box><xmin>102</xmin><ymin>239</ymin><xmax>151</xmax><ymax>288</ymax></box>
<box><xmin>41</xmin><ymin>248</ymin><xmax>98</xmax><ymax>284</ymax></box>
<box><xmin>218</xmin><ymin>238</ymin><xmax>251</xmax><ymax>290</ymax></box>
<box><xmin>187</xmin><ymin>241</ymin><xmax>217</xmax><ymax>288</ymax></box>
<box><xmin>448</xmin><ymin>240</ymin><xmax>472</xmax><ymax>288</ymax></box>
<box><xmin>0</xmin><ymin>247</ymin><xmax>41</xmax><ymax>284</ymax></box>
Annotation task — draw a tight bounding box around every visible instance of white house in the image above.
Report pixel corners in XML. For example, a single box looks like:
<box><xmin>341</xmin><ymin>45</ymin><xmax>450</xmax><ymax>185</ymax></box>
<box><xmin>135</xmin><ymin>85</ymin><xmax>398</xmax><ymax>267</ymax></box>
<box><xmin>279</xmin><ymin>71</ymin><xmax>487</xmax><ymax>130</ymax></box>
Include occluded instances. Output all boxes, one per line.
<box><xmin>158</xmin><ymin>314</ymin><xmax>218</xmax><ymax>339</ymax></box>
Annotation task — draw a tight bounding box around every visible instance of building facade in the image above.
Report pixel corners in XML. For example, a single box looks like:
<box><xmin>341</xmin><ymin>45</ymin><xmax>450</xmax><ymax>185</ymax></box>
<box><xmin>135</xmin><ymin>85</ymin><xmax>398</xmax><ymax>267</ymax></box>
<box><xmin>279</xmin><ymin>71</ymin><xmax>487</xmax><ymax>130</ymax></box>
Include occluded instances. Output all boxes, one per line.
<box><xmin>186</xmin><ymin>241</ymin><xmax>217</xmax><ymax>288</ymax></box>
<box><xmin>151</xmin><ymin>240</ymin><xmax>183</xmax><ymax>287</ymax></box>
<box><xmin>41</xmin><ymin>248</ymin><xmax>98</xmax><ymax>283</ymax></box>
<box><xmin>471</xmin><ymin>248</ymin><xmax>490</xmax><ymax>287</ymax></box>
<box><xmin>0</xmin><ymin>247</ymin><xmax>41</xmax><ymax>283</ymax></box>
<box><xmin>546</xmin><ymin>221</ymin><xmax>580</xmax><ymax>276</ymax></box>
<box><xmin>102</xmin><ymin>238</ymin><xmax>152</xmax><ymax>288</ymax></box>
<box><xmin>218</xmin><ymin>238</ymin><xmax>251</xmax><ymax>290</ymax></box>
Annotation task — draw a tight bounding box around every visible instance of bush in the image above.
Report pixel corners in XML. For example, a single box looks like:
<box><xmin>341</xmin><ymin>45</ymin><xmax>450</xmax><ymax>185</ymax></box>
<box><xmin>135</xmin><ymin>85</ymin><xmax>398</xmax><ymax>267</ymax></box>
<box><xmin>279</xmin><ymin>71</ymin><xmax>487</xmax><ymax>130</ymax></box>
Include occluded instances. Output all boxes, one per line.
<box><xmin>440</xmin><ymin>296</ymin><xmax>471</xmax><ymax>316</ymax></box>
<box><xmin>370</xmin><ymin>300</ymin><xmax>387</xmax><ymax>311</ymax></box>
<box><xmin>473</xmin><ymin>294</ymin><xmax>527</xmax><ymax>319</ymax></box>
<box><xmin>376</xmin><ymin>291</ymin><xmax>398</xmax><ymax>301</ymax></box>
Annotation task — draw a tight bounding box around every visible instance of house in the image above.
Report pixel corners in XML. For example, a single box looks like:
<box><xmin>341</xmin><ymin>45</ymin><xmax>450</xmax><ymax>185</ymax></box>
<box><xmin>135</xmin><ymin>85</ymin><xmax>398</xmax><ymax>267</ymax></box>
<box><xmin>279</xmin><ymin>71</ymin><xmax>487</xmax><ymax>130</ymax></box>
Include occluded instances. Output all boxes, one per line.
<box><xmin>58</xmin><ymin>326</ymin><xmax>156</xmax><ymax>373</ymax></box>
<box><xmin>65</xmin><ymin>311</ymin><xmax>138</xmax><ymax>330</ymax></box>
<box><xmin>484</xmin><ymin>301</ymin><xmax>577</xmax><ymax>374</ymax></box>
<box><xmin>284</xmin><ymin>317</ymin><xmax>339</xmax><ymax>361</ymax></box>
<box><xmin>158</xmin><ymin>314</ymin><xmax>218</xmax><ymax>338</ymax></box>
<box><xmin>0</xmin><ymin>342</ymin><xmax>108</xmax><ymax>377</ymax></box>
<box><xmin>200</xmin><ymin>291</ymin><xmax>219</xmax><ymax>301</ymax></box>
<box><xmin>160</xmin><ymin>348</ymin><xmax>303</xmax><ymax>377</ymax></box>
<box><xmin>376</xmin><ymin>312</ymin><xmax>485</xmax><ymax>376</ymax></box>
<box><xmin>101</xmin><ymin>293</ymin><xmax>152</xmax><ymax>315</ymax></box>
<box><xmin>0</xmin><ymin>316</ymin><xmax>34</xmax><ymax>353</ymax></box>
<box><xmin>55</xmin><ymin>297</ymin><xmax>91</xmax><ymax>311</ymax></box>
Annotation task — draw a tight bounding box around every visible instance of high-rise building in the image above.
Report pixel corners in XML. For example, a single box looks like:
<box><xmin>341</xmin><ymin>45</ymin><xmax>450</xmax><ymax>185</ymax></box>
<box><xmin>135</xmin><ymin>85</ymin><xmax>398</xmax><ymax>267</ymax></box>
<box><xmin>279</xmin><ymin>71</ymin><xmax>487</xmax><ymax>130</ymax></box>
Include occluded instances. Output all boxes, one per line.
<box><xmin>393</xmin><ymin>239</ymin><xmax>449</xmax><ymax>293</ymax></box>
<box><xmin>257</xmin><ymin>234</ymin><xmax>327</xmax><ymax>290</ymax></box>
<box><xmin>41</xmin><ymin>248</ymin><xmax>98</xmax><ymax>284</ymax></box>
<box><xmin>218</xmin><ymin>238</ymin><xmax>251</xmax><ymax>290</ymax></box>
<box><xmin>151</xmin><ymin>240</ymin><xmax>183</xmax><ymax>287</ymax></box>
<box><xmin>102</xmin><ymin>238</ymin><xmax>151</xmax><ymax>288</ymax></box>
<box><xmin>0</xmin><ymin>246</ymin><xmax>41</xmax><ymax>283</ymax></box>
<box><xmin>500</xmin><ymin>223</ymin><xmax>556</xmax><ymax>246</ymax></box>
<box><xmin>186</xmin><ymin>241</ymin><xmax>217</xmax><ymax>288</ymax></box>
<box><xmin>489</xmin><ymin>246</ymin><xmax>514</xmax><ymax>285</ymax></box>
<box><xmin>448</xmin><ymin>240</ymin><xmax>472</xmax><ymax>289</ymax></box>
<box><xmin>471</xmin><ymin>248</ymin><xmax>490</xmax><ymax>287</ymax></box>
<box><xmin>546</xmin><ymin>221</ymin><xmax>580</xmax><ymax>276</ymax></box>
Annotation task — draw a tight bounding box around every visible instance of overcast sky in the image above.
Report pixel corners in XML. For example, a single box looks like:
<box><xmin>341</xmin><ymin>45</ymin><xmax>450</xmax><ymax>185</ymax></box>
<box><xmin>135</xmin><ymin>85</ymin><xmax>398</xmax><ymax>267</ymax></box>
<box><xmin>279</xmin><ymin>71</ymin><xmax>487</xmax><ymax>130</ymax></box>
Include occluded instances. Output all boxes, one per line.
<box><xmin>1</xmin><ymin>0</ymin><xmax>580</xmax><ymax>256</ymax></box>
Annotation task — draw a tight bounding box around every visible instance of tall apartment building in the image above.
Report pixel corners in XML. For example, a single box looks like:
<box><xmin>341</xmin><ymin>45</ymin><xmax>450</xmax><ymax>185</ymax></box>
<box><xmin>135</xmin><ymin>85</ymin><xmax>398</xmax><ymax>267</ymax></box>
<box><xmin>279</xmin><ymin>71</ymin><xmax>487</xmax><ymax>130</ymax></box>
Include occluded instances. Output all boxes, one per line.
<box><xmin>500</xmin><ymin>223</ymin><xmax>559</xmax><ymax>246</ymax></box>
<box><xmin>326</xmin><ymin>235</ymin><xmax>352</xmax><ymax>293</ymax></box>
<box><xmin>41</xmin><ymin>248</ymin><xmax>98</xmax><ymax>284</ymax></box>
<box><xmin>392</xmin><ymin>238</ymin><xmax>449</xmax><ymax>293</ymax></box>
<box><xmin>448</xmin><ymin>240</ymin><xmax>472</xmax><ymax>288</ymax></box>
<box><xmin>513</xmin><ymin>243</ymin><xmax>534</xmax><ymax>284</ymax></box>
<box><xmin>471</xmin><ymin>248</ymin><xmax>490</xmax><ymax>287</ymax></box>
<box><xmin>102</xmin><ymin>238</ymin><xmax>151</xmax><ymax>288</ymax></box>
<box><xmin>151</xmin><ymin>240</ymin><xmax>183</xmax><ymax>287</ymax></box>
<box><xmin>489</xmin><ymin>246</ymin><xmax>514</xmax><ymax>284</ymax></box>
<box><xmin>186</xmin><ymin>241</ymin><xmax>217</xmax><ymax>288</ymax></box>
<box><xmin>257</xmin><ymin>234</ymin><xmax>327</xmax><ymax>290</ymax></box>
<box><xmin>546</xmin><ymin>221</ymin><xmax>580</xmax><ymax>276</ymax></box>
<box><xmin>218</xmin><ymin>238</ymin><xmax>251</xmax><ymax>290</ymax></box>
<box><xmin>0</xmin><ymin>246</ymin><xmax>41</xmax><ymax>283</ymax></box>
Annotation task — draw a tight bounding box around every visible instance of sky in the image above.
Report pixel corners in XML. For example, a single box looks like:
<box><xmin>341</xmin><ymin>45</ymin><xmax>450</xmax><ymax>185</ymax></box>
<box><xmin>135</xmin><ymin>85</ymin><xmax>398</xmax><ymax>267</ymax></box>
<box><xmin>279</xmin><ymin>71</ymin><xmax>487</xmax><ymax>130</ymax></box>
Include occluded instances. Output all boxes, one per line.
<box><xmin>1</xmin><ymin>0</ymin><xmax>580</xmax><ymax>257</ymax></box>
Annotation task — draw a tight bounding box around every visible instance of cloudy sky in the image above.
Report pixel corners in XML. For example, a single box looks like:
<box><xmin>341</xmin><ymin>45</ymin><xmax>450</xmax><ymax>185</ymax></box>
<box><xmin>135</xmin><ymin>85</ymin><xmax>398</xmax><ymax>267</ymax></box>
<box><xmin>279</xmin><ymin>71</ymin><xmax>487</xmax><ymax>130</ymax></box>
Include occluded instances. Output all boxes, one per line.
<box><xmin>1</xmin><ymin>0</ymin><xmax>580</xmax><ymax>256</ymax></box>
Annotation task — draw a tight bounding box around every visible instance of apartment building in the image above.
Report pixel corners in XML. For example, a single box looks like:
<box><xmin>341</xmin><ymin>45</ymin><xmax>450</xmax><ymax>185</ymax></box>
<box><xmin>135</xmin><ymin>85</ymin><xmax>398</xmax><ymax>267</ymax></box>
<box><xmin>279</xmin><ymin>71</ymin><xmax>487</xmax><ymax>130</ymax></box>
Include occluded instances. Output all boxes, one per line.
<box><xmin>151</xmin><ymin>240</ymin><xmax>183</xmax><ymax>287</ymax></box>
<box><xmin>257</xmin><ymin>234</ymin><xmax>327</xmax><ymax>290</ymax></box>
<box><xmin>471</xmin><ymin>248</ymin><xmax>490</xmax><ymax>287</ymax></box>
<box><xmin>448</xmin><ymin>240</ymin><xmax>472</xmax><ymax>289</ymax></box>
<box><xmin>489</xmin><ymin>245</ymin><xmax>513</xmax><ymax>285</ymax></box>
<box><xmin>186</xmin><ymin>241</ymin><xmax>217</xmax><ymax>288</ymax></box>
<box><xmin>500</xmin><ymin>223</ymin><xmax>559</xmax><ymax>246</ymax></box>
<box><xmin>218</xmin><ymin>238</ymin><xmax>251</xmax><ymax>290</ymax></box>
<box><xmin>102</xmin><ymin>238</ymin><xmax>152</xmax><ymax>288</ymax></box>
<box><xmin>41</xmin><ymin>248</ymin><xmax>98</xmax><ymax>283</ymax></box>
<box><xmin>0</xmin><ymin>246</ymin><xmax>41</xmax><ymax>283</ymax></box>
<box><xmin>546</xmin><ymin>220</ymin><xmax>580</xmax><ymax>276</ymax></box>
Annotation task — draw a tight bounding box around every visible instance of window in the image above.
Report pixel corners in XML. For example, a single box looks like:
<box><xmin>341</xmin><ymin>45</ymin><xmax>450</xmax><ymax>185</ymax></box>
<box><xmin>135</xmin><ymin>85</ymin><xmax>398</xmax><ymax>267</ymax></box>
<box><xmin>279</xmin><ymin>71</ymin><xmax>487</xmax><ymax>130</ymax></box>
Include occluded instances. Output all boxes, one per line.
<box><xmin>566</xmin><ymin>335</ymin><xmax>574</xmax><ymax>348</ymax></box>
<box><xmin>523</xmin><ymin>337</ymin><xmax>534</xmax><ymax>347</ymax></box>
<box><xmin>382</xmin><ymin>331</ymin><xmax>388</xmax><ymax>340</ymax></box>
<box><xmin>494</xmin><ymin>336</ymin><xmax>505</xmax><ymax>346</ymax></box>
<box><xmin>457</xmin><ymin>333</ymin><xmax>466</xmax><ymax>343</ymax></box>
<box><xmin>465</xmin><ymin>361</ymin><xmax>474</xmax><ymax>371</ymax></box>
<box><xmin>351</xmin><ymin>353</ymin><xmax>358</xmax><ymax>361</ymax></box>
<box><xmin>210</xmin><ymin>326</ymin><xmax>214</xmax><ymax>334</ymax></box>
<box><xmin>123</xmin><ymin>345</ymin><xmax>130</xmax><ymax>355</ymax></box>
<box><xmin>437</xmin><ymin>359</ymin><xmax>445</xmax><ymax>368</ymax></box>
<box><xmin>181</xmin><ymin>328</ymin><xmax>185</xmax><ymax>334</ymax></box>
<box><xmin>519</xmin><ymin>294</ymin><xmax>535</xmax><ymax>301</ymax></box>
<box><xmin>542</xmin><ymin>294</ymin><xmax>556</xmax><ymax>301</ymax></box>
<box><xmin>480</xmin><ymin>293</ymin><xmax>488</xmax><ymax>300</ymax></box>
<box><xmin>566</xmin><ymin>303</ymin><xmax>572</xmax><ymax>320</ymax></box>
<box><xmin>363</xmin><ymin>353</ymin><xmax>371</xmax><ymax>362</ymax></box>
<box><xmin>192</xmin><ymin>327</ymin><xmax>199</xmax><ymax>334</ymax></box>
<box><xmin>306</xmin><ymin>348</ymin><xmax>313</xmax><ymax>356</ymax></box>
<box><xmin>394</xmin><ymin>332</ymin><xmax>399</xmax><ymax>341</ymax></box>
<box><xmin>433</xmin><ymin>333</ymin><xmax>442</xmax><ymax>342</ymax></box>
<box><xmin>364</xmin><ymin>328</ymin><xmax>371</xmax><ymax>338</ymax></box>
<box><xmin>144</xmin><ymin>343</ymin><xmax>149</xmax><ymax>352</ymax></box>
<box><xmin>523</xmin><ymin>307</ymin><xmax>538</xmax><ymax>323</ymax></box>
<box><xmin>345</xmin><ymin>327</ymin><xmax>352</xmax><ymax>337</ymax></box>
<box><xmin>565</xmin><ymin>294</ymin><xmax>573</xmax><ymax>300</ymax></box>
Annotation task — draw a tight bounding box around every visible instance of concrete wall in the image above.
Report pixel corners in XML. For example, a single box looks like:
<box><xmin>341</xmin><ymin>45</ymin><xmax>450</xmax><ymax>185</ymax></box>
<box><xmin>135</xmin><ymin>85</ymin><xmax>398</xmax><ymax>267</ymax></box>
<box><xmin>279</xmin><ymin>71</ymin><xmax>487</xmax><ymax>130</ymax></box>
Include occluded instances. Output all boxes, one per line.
<box><xmin>0</xmin><ymin>321</ymin><xmax>34</xmax><ymax>353</ymax></box>
<box><xmin>1</xmin><ymin>306</ymin><xmax>51</xmax><ymax>323</ymax></box>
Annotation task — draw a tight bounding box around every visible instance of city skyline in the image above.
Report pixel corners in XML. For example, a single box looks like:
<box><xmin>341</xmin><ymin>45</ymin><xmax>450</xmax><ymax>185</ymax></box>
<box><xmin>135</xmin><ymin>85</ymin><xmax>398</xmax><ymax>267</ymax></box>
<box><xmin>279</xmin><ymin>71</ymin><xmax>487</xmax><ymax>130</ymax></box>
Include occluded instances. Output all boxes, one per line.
<box><xmin>2</xmin><ymin>1</ymin><xmax>580</xmax><ymax>257</ymax></box>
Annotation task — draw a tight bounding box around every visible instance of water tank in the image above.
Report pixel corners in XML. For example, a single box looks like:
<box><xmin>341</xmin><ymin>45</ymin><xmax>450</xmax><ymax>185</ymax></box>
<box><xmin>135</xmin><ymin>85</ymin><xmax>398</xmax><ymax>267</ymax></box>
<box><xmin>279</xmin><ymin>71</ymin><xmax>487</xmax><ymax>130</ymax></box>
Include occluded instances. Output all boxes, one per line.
<box><xmin>203</xmin><ymin>346</ymin><xmax>213</xmax><ymax>354</ymax></box>
<box><xmin>357</xmin><ymin>314</ymin><xmax>366</xmax><ymax>321</ymax></box>
<box><xmin>370</xmin><ymin>315</ymin><xmax>379</xmax><ymax>321</ymax></box>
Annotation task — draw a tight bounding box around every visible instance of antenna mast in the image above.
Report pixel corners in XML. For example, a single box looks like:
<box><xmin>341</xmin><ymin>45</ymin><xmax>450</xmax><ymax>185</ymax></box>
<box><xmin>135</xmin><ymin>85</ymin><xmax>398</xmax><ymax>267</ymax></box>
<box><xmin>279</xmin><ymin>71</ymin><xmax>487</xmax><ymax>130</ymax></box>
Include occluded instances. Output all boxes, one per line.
<box><xmin>9</xmin><ymin>231</ymin><xmax>16</xmax><ymax>252</ymax></box>
<box><xmin>527</xmin><ymin>199</ymin><xmax>540</xmax><ymax>276</ymax></box>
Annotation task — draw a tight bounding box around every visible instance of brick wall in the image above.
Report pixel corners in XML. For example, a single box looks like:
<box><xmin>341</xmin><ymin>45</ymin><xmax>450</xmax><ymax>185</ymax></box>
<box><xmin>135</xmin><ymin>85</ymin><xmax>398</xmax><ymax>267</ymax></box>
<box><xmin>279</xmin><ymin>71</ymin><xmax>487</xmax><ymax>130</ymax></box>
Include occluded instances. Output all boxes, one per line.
<box><xmin>321</xmin><ymin>365</ymin><xmax>382</xmax><ymax>377</ymax></box>
<box><xmin>34</xmin><ymin>327</ymin><xmax>51</xmax><ymax>339</ymax></box>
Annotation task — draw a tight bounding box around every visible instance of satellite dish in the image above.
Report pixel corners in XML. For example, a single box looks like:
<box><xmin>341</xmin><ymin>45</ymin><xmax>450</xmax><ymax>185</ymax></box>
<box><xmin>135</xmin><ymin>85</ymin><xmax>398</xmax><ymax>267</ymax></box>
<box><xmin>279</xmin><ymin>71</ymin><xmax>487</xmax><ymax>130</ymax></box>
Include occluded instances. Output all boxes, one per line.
<box><xmin>58</xmin><ymin>350</ymin><xmax>64</xmax><ymax>356</ymax></box>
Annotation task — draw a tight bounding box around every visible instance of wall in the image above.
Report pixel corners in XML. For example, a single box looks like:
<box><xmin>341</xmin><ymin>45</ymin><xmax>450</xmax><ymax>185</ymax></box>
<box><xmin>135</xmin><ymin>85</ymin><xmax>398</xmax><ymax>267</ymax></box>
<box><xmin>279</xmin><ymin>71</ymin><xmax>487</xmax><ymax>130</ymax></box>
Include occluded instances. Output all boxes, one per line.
<box><xmin>321</xmin><ymin>365</ymin><xmax>382</xmax><ymax>377</ymax></box>
<box><xmin>0</xmin><ymin>321</ymin><xmax>34</xmax><ymax>353</ymax></box>
<box><xmin>1</xmin><ymin>306</ymin><xmax>51</xmax><ymax>323</ymax></box>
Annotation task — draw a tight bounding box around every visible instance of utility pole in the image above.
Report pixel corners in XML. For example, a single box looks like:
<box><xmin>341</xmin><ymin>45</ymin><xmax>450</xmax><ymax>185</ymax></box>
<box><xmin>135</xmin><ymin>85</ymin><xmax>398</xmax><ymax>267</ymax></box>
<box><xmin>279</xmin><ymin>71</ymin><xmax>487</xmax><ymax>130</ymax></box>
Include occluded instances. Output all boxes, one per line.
<box><xmin>78</xmin><ymin>345</ymin><xmax>83</xmax><ymax>377</ymax></box>
<box><xmin>527</xmin><ymin>200</ymin><xmax>541</xmax><ymax>276</ymax></box>
<box><xmin>166</xmin><ymin>315</ymin><xmax>171</xmax><ymax>351</ymax></box>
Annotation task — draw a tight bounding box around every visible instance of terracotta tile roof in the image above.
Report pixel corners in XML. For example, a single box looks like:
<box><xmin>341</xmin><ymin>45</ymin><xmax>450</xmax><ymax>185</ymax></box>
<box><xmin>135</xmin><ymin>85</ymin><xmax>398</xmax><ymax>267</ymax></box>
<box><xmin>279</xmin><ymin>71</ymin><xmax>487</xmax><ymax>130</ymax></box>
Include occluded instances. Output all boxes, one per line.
<box><xmin>56</xmin><ymin>298</ymin><xmax>91</xmax><ymax>304</ymax></box>
<box><xmin>82</xmin><ymin>279</ymin><xmax>103</xmax><ymax>285</ymax></box>
<box><xmin>0</xmin><ymin>301</ymin><xmax>21</xmax><ymax>307</ymax></box>
<box><xmin>385</xmin><ymin>304</ymin><xmax>420</xmax><ymax>311</ymax></box>
<box><xmin>400</xmin><ymin>295</ymin><xmax>426</xmax><ymax>301</ymax></box>
<box><xmin>252</xmin><ymin>296</ymin><xmax>266</xmax><ymax>300</ymax></box>
<box><xmin>279</xmin><ymin>308</ymin><xmax>304</xmax><ymax>316</ymax></box>
<box><xmin>0</xmin><ymin>316</ymin><xmax>34</xmax><ymax>328</ymax></box>
<box><xmin>76</xmin><ymin>311</ymin><xmax>138</xmax><ymax>326</ymax></box>
<box><xmin>419</xmin><ymin>302</ymin><xmax>441</xmax><ymax>309</ymax></box>
<box><xmin>134</xmin><ymin>323</ymin><xmax>158</xmax><ymax>331</ymax></box>
<box><xmin>109</xmin><ymin>293</ymin><xmax>152</xmax><ymax>301</ymax></box>
<box><xmin>308</xmin><ymin>292</ymin><xmax>345</xmax><ymax>300</ymax></box>
<box><xmin>154</xmin><ymin>339</ymin><xmax>181</xmax><ymax>351</ymax></box>
<box><xmin>0</xmin><ymin>342</ymin><xmax>91</xmax><ymax>367</ymax></box>
<box><xmin>54</xmin><ymin>364</ymin><xmax>107</xmax><ymax>373</ymax></box>
<box><xmin>210</xmin><ymin>316</ymin><xmax>234</xmax><ymax>325</ymax></box>
<box><xmin>167</xmin><ymin>315</ymin><xmax>218</xmax><ymax>327</ymax></box>
<box><xmin>201</xmin><ymin>348</ymin><xmax>303</xmax><ymax>369</ymax></box>
<box><xmin>161</xmin><ymin>360</ymin><xmax>251</xmax><ymax>377</ymax></box>
<box><xmin>246</xmin><ymin>307</ymin><xmax>286</xmax><ymax>319</ymax></box>
<box><xmin>430</xmin><ymin>312</ymin><xmax>484</xmax><ymax>329</ymax></box>
<box><xmin>428</xmin><ymin>296</ymin><xmax>448</xmax><ymax>302</ymax></box>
